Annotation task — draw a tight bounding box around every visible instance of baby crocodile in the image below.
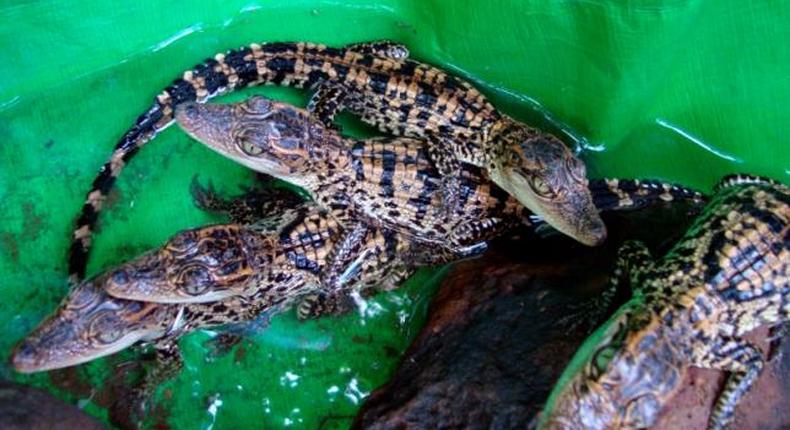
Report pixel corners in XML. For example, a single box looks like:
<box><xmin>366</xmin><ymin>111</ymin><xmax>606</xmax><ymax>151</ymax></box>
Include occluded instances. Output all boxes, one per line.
<box><xmin>539</xmin><ymin>175</ymin><xmax>789</xmax><ymax>430</ymax></box>
<box><xmin>68</xmin><ymin>40</ymin><xmax>606</xmax><ymax>283</ymax></box>
<box><xmin>174</xmin><ymin>95</ymin><xmax>694</xmax><ymax>290</ymax></box>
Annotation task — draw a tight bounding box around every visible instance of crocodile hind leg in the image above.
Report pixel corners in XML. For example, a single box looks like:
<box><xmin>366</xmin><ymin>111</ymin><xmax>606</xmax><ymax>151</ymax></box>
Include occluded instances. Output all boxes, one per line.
<box><xmin>143</xmin><ymin>340</ymin><xmax>184</xmax><ymax>396</ymax></box>
<box><xmin>690</xmin><ymin>337</ymin><xmax>765</xmax><ymax>430</ymax></box>
<box><xmin>609</xmin><ymin>240</ymin><xmax>654</xmax><ymax>301</ymax></box>
<box><xmin>190</xmin><ymin>176</ymin><xmax>233</xmax><ymax>214</ymax></box>
<box><xmin>425</xmin><ymin>136</ymin><xmax>467</xmax><ymax>218</ymax></box>
<box><xmin>378</xmin><ymin>264</ymin><xmax>415</xmax><ymax>291</ymax></box>
<box><xmin>591</xmin><ymin>240</ymin><xmax>653</xmax><ymax>322</ymax></box>
<box><xmin>306</xmin><ymin>39</ymin><xmax>412</xmax><ymax>127</ymax></box>
<box><xmin>320</xmin><ymin>222</ymin><xmax>373</xmax><ymax>291</ymax></box>
<box><xmin>203</xmin><ymin>315</ymin><xmax>273</xmax><ymax>358</ymax></box>
<box><xmin>297</xmin><ymin>291</ymin><xmax>355</xmax><ymax>320</ymax></box>
<box><xmin>114</xmin><ymin>339</ymin><xmax>184</xmax><ymax>426</ymax></box>
<box><xmin>307</xmin><ymin>84</ymin><xmax>350</xmax><ymax>129</ymax></box>
<box><xmin>298</xmin><ymin>265</ymin><xmax>415</xmax><ymax>320</ymax></box>
<box><xmin>447</xmin><ymin>216</ymin><xmax>512</xmax><ymax>256</ymax></box>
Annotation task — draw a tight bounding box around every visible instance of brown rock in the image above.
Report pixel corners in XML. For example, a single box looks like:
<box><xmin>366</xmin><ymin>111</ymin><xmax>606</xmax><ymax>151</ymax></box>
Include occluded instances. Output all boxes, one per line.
<box><xmin>0</xmin><ymin>380</ymin><xmax>105</xmax><ymax>430</ymax></box>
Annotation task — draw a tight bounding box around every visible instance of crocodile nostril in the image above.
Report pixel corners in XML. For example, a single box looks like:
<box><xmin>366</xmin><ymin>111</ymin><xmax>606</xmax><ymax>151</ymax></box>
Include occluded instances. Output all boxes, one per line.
<box><xmin>176</xmin><ymin>103</ymin><xmax>201</xmax><ymax>122</ymax></box>
<box><xmin>11</xmin><ymin>340</ymin><xmax>36</xmax><ymax>368</ymax></box>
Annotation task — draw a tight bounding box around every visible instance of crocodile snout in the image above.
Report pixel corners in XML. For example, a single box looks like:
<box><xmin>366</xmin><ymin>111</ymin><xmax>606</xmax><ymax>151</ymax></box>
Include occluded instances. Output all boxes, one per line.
<box><xmin>175</xmin><ymin>102</ymin><xmax>201</xmax><ymax>123</ymax></box>
<box><xmin>10</xmin><ymin>340</ymin><xmax>38</xmax><ymax>373</ymax></box>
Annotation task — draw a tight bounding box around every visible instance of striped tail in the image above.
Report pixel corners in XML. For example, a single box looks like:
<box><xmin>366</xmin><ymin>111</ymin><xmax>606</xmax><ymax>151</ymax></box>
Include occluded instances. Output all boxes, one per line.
<box><xmin>714</xmin><ymin>173</ymin><xmax>785</xmax><ymax>192</ymax></box>
<box><xmin>68</xmin><ymin>41</ymin><xmax>355</xmax><ymax>282</ymax></box>
<box><xmin>589</xmin><ymin>178</ymin><xmax>707</xmax><ymax>212</ymax></box>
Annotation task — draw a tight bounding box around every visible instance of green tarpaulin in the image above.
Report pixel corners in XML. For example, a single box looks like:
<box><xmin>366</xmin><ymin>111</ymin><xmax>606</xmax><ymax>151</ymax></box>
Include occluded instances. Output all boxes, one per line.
<box><xmin>1</xmin><ymin>1</ymin><xmax>786</xmax><ymax>428</ymax></box>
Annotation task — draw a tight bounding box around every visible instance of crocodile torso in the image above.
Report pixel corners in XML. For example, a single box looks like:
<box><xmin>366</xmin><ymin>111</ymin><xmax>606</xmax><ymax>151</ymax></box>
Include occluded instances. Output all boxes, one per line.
<box><xmin>540</xmin><ymin>175</ymin><xmax>789</xmax><ymax>430</ymax></box>
<box><xmin>69</xmin><ymin>40</ymin><xmax>606</xmax><ymax>283</ymax></box>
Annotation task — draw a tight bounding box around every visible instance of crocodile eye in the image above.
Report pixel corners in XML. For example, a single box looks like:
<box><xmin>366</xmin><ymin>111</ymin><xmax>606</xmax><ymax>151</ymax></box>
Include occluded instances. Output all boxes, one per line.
<box><xmin>178</xmin><ymin>266</ymin><xmax>211</xmax><ymax>296</ymax></box>
<box><xmin>246</xmin><ymin>96</ymin><xmax>272</xmax><ymax>113</ymax></box>
<box><xmin>90</xmin><ymin>312</ymin><xmax>123</xmax><ymax>344</ymax></box>
<box><xmin>167</xmin><ymin>230</ymin><xmax>197</xmax><ymax>251</ymax></box>
<box><xmin>66</xmin><ymin>284</ymin><xmax>99</xmax><ymax>310</ymax></box>
<box><xmin>239</xmin><ymin>138</ymin><xmax>264</xmax><ymax>156</ymax></box>
<box><xmin>566</xmin><ymin>156</ymin><xmax>587</xmax><ymax>183</ymax></box>
<box><xmin>530</xmin><ymin>176</ymin><xmax>554</xmax><ymax>198</ymax></box>
<box><xmin>98</xmin><ymin>326</ymin><xmax>123</xmax><ymax>344</ymax></box>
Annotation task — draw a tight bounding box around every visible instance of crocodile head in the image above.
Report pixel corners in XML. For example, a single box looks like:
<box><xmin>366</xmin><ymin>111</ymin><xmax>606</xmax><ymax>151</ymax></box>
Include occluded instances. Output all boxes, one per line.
<box><xmin>102</xmin><ymin>224</ymin><xmax>262</xmax><ymax>303</ymax></box>
<box><xmin>538</xmin><ymin>302</ymin><xmax>686</xmax><ymax>429</ymax></box>
<box><xmin>11</xmin><ymin>279</ymin><xmax>176</xmax><ymax>373</ymax></box>
<box><xmin>175</xmin><ymin>96</ymin><xmax>336</xmax><ymax>190</ymax></box>
<box><xmin>487</xmin><ymin>119</ymin><xmax>606</xmax><ymax>246</ymax></box>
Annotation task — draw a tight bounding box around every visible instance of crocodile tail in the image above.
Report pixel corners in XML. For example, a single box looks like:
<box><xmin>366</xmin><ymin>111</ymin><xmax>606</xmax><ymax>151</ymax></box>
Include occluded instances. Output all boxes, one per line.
<box><xmin>68</xmin><ymin>42</ymin><xmax>349</xmax><ymax>282</ymax></box>
<box><xmin>714</xmin><ymin>173</ymin><xmax>783</xmax><ymax>192</ymax></box>
<box><xmin>589</xmin><ymin>178</ymin><xmax>707</xmax><ymax>212</ymax></box>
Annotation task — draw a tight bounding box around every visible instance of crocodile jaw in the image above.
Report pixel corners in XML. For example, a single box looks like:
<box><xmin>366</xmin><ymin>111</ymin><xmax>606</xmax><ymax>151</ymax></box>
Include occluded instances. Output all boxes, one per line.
<box><xmin>106</xmin><ymin>284</ymin><xmax>237</xmax><ymax>304</ymax></box>
<box><xmin>12</xmin><ymin>330</ymin><xmax>148</xmax><ymax>373</ymax></box>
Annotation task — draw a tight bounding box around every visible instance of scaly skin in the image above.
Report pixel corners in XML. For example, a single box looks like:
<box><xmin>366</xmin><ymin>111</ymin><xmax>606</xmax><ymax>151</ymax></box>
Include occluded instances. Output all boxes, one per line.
<box><xmin>104</xmin><ymin>203</ymin><xmax>420</xmax><ymax>304</ymax></box>
<box><xmin>539</xmin><ymin>175</ymin><xmax>789</xmax><ymax>430</ymax></box>
<box><xmin>68</xmin><ymin>40</ymin><xmax>606</xmax><ymax>284</ymax></box>
<box><xmin>12</xmin><ymin>203</ymin><xmax>415</xmax><ymax>373</ymax></box>
<box><xmin>196</xmin><ymin>176</ymin><xmax>706</xmax><ymax>319</ymax></box>
<box><xmin>11</xmin><ymin>174</ymin><xmax>705</xmax><ymax>379</ymax></box>
<box><xmin>110</xmin><ymin>171</ymin><xmax>703</xmax><ymax>304</ymax></box>
<box><xmin>176</xmin><ymin>96</ymin><xmax>523</xmax><ymax>251</ymax></box>
<box><xmin>175</xmin><ymin>95</ymin><xmax>700</xmax><ymax>291</ymax></box>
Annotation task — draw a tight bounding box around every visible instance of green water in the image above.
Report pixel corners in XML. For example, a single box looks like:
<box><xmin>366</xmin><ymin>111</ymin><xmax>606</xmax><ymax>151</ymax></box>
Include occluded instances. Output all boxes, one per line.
<box><xmin>0</xmin><ymin>1</ymin><xmax>787</xmax><ymax>428</ymax></box>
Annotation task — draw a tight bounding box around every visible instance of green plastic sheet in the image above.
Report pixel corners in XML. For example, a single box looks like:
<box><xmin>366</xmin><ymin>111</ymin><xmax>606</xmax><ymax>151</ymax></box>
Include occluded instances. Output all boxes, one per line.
<box><xmin>0</xmin><ymin>1</ymin><xmax>787</xmax><ymax>428</ymax></box>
